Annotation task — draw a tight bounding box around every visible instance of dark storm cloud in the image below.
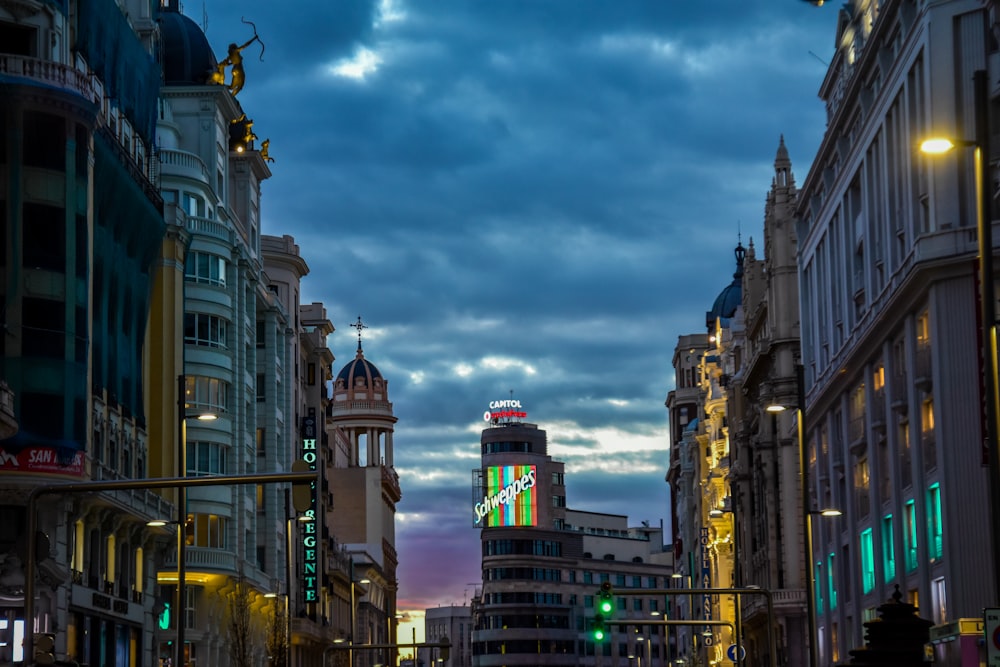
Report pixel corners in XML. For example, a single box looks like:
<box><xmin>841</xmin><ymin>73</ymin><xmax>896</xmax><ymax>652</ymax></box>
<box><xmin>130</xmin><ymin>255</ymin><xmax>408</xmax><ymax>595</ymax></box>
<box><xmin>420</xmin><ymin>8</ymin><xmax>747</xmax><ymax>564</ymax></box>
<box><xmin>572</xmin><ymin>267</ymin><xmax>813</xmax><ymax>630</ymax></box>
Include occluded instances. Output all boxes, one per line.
<box><xmin>193</xmin><ymin>0</ymin><xmax>839</xmax><ymax>611</ymax></box>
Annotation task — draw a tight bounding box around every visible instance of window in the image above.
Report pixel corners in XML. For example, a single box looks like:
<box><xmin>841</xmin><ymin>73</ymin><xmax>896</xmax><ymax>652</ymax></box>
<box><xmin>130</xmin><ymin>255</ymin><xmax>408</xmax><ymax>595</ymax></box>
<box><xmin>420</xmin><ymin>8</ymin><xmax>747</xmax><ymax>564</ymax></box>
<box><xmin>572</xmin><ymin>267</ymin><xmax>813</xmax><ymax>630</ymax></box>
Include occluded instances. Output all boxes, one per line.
<box><xmin>927</xmin><ymin>484</ymin><xmax>942</xmax><ymax>562</ymax></box>
<box><xmin>904</xmin><ymin>500</ymin><xmax>918</xmax><ymax>571</ymax></box>
<box><xmin>583</xmin><ymin>571</ymin><xmax>593</xmax><ymax>585</ymax></box>
<box><xmin>931</xmin><ymin>577</ymin><xmax>946</xmax><ymax>624</ymax></box>
<box><xmin>185</xmin><ymin>251</ymin><xmax>227</xmax><ymax>287</ymax></box>
<box><xmin>186</xmin><ymin>514</ymin><xmax>226</xmax><ymax>548</ymax></box>
<box><xmin>187</xmin><ymin>442</ymin><xmax>228</xmax><ymax>476</ymax></box>
<box><xmin>860</xmin><ymin>528</ymin><xmax>875</xmax><ymax>594</ymax></box>
<box><xmin>882</xmin><ymin>514</ymin><xmax>895</xmax><ymax>581</ymax></box>
<box><xmin>815</xmin><ymin>563</ymin><xmax>824</xmax><ymax>613</ymax></box>
<box><xmin>828</xmin><ymin>553</ymin><xmax>837</xmax><ymax>610</ymax></box>
<box><xmin>183</xmin><ymin>313</ymin><xmax>228</xmax><ymax>348</ymax></box>
<box><xmin>185</xmin><ymin>376</ymin><xmax>229</xmax><ymax>415</ymax></box>
<box><xmin>182</xmin><ymin>192</ymin><xmax>206</xmax><ymax>217</ymax></box>
<box><xmin>855</xmin><ymin>457</ymin><xmax>870</xmax><ymax>517</ymax></box>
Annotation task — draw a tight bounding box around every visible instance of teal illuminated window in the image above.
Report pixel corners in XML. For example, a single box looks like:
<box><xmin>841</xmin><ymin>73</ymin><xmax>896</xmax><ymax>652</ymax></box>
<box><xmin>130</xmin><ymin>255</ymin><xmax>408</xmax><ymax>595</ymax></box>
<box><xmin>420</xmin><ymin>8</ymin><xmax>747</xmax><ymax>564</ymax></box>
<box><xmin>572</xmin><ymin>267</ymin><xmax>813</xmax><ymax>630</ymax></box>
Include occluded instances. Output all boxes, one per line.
<box><xmin>882</xmin><ymin>514</ymin><xmax>895</xmax><ymax>581</ymax></box>
<box><xmin>927</xmin><ymin>484</ymin><xmax>942</xmax><ymax>562</ymax></box>
<box><xmin>861</xmin><ymin>528</ymin><xmax>875</xmax><ymax>594</ymax></box>
<box><xmin>904</xmin><ymin>499</ymin><xmax>918</xmax><ymax>571</ymax></box>
<box><xmin>814</xmin><ymin>563</ymin><xmax>824</xmax><ymax>613</ymax></box>
<box><xmin>827</xmin><ymin>553</ymin><xmax>837</xmax><ymax>610</ymax></box>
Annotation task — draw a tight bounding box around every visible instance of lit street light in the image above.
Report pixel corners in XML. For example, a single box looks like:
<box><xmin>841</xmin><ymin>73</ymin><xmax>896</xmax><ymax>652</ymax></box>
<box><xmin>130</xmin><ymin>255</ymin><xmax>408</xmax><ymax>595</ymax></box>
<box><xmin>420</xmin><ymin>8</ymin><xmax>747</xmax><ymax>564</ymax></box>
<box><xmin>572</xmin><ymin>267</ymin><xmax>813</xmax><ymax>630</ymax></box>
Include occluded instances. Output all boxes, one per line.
<box><xmin>920</xmin><ymin>69</ymin><xmax>1000</xmax><ymax>604</ymax></box>
<box><xmin>766</xmin><ymin>364</ymin><xmax>841</xmax><ymax>667</ymax></box>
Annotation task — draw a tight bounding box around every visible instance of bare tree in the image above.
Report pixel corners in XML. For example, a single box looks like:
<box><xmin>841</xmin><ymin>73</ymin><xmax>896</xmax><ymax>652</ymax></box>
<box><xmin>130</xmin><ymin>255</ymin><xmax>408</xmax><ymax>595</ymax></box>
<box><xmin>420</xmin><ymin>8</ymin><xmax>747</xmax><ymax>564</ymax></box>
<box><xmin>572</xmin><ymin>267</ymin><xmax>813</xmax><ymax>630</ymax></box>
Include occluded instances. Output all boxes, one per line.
<box><xmin>226</xmin><ymin>576</ymin><xmax>257</xmax><ymax>667</ymax></box>
<box><xmin>265</xmin><ymin>599</ymin><xmax>288</xmax><ymax>667</ymax></box>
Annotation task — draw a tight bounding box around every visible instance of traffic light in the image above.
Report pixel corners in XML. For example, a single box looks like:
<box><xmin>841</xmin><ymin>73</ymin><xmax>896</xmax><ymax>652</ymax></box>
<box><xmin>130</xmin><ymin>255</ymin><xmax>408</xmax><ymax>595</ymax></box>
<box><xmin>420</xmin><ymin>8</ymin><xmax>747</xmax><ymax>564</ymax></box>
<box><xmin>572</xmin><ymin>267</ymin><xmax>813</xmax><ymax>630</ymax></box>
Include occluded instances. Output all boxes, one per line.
<box><xmin>34</xmin><ymin>632</ymin><xmax>55</xmax><ymax>665</ymax></box>
<box><xmin>592</xmin><ymin>581</ymin><xmax>614</xmax><ymax>642</ymax></box>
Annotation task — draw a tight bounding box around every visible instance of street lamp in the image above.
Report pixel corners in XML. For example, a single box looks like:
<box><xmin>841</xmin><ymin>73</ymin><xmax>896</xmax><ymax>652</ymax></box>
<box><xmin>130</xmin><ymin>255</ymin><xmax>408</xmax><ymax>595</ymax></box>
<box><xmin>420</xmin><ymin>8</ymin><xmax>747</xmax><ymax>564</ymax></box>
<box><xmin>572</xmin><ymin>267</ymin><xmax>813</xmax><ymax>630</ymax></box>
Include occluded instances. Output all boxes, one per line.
<box><xmin>921</xmin><ymin>69</ymin><xmax>1000</xmax><ymax>604</ymax></box>
<box><xmin>766</xmin><ymin>364</ymin><xmax>816</xmax><ymax>667</ymax></box>
<box><xmin>175</xmin><ymin>374</ymin><xmax>217</xmax><ymax>667</ymax></box>
<box><xmin>349</xmin><ymin>559</ymin><xmax>372</xmax><ymax>667</ymax></box>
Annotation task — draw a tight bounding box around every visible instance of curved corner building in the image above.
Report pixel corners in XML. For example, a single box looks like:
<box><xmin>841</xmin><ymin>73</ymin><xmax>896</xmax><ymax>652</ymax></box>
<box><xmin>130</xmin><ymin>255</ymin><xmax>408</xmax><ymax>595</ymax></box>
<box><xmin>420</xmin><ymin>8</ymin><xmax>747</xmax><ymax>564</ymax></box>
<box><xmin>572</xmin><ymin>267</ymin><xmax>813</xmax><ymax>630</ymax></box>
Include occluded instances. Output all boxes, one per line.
<box><xmin>472</xmin><ymin>410</ymin><xmax>674</xmax><ymax>667</ymax></box>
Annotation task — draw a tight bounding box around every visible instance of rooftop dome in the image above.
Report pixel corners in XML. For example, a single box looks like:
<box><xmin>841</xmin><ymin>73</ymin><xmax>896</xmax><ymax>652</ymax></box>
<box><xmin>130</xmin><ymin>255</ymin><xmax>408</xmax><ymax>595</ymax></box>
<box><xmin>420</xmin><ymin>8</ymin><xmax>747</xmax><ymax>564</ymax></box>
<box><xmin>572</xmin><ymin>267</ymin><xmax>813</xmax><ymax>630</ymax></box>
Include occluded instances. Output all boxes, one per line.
<box><xmin>158</xmin><ymin>1</ymin><xmax>218</xmax><ymax>86</ymax></box>
<box><xmin>706</xmin><ymin>241</ymin><xmax>746</xmax><ymax>329</ymax></box>
<box><xmin>336</xmin><ymin>348</ymin><xmax>383</xmax><ymax>387</ymax></box>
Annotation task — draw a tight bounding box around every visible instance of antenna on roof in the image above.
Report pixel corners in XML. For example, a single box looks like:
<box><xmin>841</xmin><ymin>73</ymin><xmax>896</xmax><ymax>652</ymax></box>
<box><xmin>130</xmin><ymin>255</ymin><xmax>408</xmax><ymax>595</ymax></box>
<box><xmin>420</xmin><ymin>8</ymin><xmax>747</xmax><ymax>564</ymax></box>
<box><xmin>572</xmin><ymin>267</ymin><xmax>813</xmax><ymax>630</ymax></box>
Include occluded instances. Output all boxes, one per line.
<box><xmin>201</xmin><ymin>1</ymin><xmax>207</xmax><ymax>33</ymax></box>
<box><xmin>351</xmin><ymin>315</ymin><xmax>368</xmax><ymax>352</ymax></box>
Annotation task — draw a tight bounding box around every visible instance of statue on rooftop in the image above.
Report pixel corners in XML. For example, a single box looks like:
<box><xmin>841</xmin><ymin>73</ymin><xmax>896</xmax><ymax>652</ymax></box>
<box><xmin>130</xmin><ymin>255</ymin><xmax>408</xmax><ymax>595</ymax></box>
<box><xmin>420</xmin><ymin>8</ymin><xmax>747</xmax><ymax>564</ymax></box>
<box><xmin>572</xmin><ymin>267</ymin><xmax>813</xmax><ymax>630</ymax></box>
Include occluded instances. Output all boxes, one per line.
<box><xmin>216</xmin><ymin>17</ymin><xmax>265</xmax><ymax>96</ymax></box>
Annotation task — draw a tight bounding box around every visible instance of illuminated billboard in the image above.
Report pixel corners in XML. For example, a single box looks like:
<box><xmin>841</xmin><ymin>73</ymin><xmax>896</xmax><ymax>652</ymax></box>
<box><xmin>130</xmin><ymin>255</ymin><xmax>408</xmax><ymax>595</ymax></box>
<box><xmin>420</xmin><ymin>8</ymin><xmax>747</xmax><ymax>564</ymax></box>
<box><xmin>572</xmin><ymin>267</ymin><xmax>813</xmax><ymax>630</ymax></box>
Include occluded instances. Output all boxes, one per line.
<box><xmin>474</xmin><ymin>464</ymin><xmax>538</xmax><ymax>527</ymax></box>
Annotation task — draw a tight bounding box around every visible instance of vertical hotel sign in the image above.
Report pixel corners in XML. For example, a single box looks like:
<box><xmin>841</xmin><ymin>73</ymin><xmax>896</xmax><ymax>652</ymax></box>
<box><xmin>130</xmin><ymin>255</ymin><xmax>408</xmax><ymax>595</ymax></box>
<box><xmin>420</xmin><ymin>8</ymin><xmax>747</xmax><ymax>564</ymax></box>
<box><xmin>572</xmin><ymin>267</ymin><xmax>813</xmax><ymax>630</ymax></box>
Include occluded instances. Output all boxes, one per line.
<box><xmin>301</xmin><ymin>416</ymin><xmax>319</xmax><ymax>602</ymax></box>
<box><xmin>474</xmin><ymin>465</ymin><xmax>538</xmax><ymax>527</ymax></box>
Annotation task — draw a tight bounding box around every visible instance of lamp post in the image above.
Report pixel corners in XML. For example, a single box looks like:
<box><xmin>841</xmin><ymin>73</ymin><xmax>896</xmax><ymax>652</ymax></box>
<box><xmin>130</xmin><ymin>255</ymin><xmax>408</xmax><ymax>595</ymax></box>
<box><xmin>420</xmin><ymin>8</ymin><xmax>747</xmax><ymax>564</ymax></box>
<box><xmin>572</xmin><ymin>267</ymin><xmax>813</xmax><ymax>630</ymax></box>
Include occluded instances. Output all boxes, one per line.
<box><xmin>175</xmin><ymin>374</ymin><xmax>218</xmax><ymax>667</ymax></box>
<box><xmin>176</xmin><ymin>374</ymin><xmax>187</xmax><ymax>667</ymax></box>
<box><xmin>797</xmin><ymin>364</ymin><xmax>817</xmax><ymax>667</ymax></box>
<box><xmin>921</xmin><ymin>69</ymin><xmax>1000</xmax><ymax>603</ymax></box>
<box><xmin>765</xmin><ymin>364</ymin><xmax>816</xmax><ymax>667</ymax></box>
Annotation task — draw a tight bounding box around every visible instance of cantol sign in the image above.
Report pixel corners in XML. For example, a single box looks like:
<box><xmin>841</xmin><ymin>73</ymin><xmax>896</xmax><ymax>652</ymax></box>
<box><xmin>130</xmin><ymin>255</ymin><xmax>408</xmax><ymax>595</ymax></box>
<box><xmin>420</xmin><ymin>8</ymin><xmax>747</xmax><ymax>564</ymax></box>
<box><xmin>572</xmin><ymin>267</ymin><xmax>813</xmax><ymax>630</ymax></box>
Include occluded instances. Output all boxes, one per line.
<box><xmin>483</xmin><ymin>399</ymin><xmax>527</xmax><ymax>423</ymax></box>
<box><xmin>474</xmin><ymin>465</ymin><xmax>537</xmax><ymax>527</ymax></box>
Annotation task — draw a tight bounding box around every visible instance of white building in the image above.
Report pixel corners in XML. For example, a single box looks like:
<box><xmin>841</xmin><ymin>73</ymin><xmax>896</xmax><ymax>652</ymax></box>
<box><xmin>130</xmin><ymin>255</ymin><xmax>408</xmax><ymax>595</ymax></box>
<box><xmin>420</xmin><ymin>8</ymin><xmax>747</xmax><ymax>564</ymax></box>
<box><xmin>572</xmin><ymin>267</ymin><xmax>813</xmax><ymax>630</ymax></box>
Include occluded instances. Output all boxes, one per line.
<box><xmin>796</xmin><ymin>0</ymin><xmax>999</xmax><ymax>664</ymax></box>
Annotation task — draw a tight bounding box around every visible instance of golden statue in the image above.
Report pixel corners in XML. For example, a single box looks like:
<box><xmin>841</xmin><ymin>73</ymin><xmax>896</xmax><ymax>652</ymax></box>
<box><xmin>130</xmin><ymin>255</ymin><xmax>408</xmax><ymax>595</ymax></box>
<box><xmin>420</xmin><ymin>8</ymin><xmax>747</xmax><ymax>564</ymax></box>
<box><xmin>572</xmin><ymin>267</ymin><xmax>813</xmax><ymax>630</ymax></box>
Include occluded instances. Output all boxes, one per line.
<box><xmin>260</xmin><ymin>139</ymin><xmax>274</xmax><ymax>163</ymax></box>
<box><xmin>215</xmin><ymin>18</ymin><xmax>265</xmax><ymax>96</ymax></box>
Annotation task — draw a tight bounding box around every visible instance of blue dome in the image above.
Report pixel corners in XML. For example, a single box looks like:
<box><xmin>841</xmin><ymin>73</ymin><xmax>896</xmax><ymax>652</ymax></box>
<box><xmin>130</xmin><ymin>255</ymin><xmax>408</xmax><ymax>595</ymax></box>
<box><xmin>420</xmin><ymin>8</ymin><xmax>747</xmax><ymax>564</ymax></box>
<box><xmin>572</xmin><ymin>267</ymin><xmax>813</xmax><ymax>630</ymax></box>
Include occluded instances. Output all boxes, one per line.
<box><xmin>706</xmin><ymin>242</ymin><xmax>746</xmax><ymax>328</ymax></box>
<box><xmin>159</xmin><ymin>3</ymin><xmax>218</xmax><ymax>86</ymax></box>
<box><xmin>336</xmin><ymin>351</ymin><xmax>383</xmax><ymax>386</ymax></box>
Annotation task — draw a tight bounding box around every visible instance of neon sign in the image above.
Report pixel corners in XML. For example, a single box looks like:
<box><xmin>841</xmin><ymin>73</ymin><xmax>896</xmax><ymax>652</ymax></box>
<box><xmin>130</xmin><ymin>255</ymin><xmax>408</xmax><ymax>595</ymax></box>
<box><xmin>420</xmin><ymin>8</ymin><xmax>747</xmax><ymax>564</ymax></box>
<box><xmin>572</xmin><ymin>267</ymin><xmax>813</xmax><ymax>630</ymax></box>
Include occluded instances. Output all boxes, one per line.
<box><xmin>301</xmin><ymin>416</ymin><xmax>319</xmax><ymax>602</ymax></box>
<box><xmin>483</xmin><ymin>399</ymin><xmax>527</xmax><ymax>423</ymax></box>
<box><xmin>475</xmin><ymin>465</ymin><xmax>537</xmax><ymax>527</ymax></box>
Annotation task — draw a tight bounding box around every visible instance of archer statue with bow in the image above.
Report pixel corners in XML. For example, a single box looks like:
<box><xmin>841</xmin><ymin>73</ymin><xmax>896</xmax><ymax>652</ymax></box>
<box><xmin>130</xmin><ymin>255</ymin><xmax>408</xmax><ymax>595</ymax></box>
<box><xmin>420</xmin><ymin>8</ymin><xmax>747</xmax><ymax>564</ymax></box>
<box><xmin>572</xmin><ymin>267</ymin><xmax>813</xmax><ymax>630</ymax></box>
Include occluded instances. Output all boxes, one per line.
<box><xmin>217</xmin><ymin>17</ymin><xmax>265</xmax><ymax>96</ymax></box>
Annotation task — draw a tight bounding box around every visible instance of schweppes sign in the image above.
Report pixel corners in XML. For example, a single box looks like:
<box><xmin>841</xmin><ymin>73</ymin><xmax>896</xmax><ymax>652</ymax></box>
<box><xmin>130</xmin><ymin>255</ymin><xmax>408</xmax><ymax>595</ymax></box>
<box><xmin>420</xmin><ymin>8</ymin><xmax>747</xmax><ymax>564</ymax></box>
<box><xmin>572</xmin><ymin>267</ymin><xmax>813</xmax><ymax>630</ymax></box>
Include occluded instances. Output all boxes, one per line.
<box><xmin>474</xmin><ymin>465</ymin><xmax>537</xmax><ymax>527</ymax></box>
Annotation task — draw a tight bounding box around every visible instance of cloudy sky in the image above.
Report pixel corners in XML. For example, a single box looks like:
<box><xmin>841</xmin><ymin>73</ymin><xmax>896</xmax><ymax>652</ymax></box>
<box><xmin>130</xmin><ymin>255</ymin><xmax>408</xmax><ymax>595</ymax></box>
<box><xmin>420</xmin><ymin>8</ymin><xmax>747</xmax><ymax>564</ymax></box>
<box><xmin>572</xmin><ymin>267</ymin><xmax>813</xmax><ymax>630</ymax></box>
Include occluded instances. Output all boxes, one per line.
<box><xmin>196</xmin><ymin>0</ymin><xmax>840</xmax><ymax>616</ymax></box>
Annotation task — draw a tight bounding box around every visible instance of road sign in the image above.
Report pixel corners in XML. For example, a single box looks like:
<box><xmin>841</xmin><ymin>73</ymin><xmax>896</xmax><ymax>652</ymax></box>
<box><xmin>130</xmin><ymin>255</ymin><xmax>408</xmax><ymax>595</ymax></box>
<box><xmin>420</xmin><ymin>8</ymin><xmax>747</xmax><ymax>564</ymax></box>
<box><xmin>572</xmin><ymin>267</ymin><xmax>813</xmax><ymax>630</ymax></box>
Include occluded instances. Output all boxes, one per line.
<box><xmin>727</xmin><ymin>644</ymin><xmax>746</xmax><ymax>663</ymax></box>
<box><xmin>986</xmin><ymin>608</ymin><xmax>1000</xmax><ymax>667</ymax></box>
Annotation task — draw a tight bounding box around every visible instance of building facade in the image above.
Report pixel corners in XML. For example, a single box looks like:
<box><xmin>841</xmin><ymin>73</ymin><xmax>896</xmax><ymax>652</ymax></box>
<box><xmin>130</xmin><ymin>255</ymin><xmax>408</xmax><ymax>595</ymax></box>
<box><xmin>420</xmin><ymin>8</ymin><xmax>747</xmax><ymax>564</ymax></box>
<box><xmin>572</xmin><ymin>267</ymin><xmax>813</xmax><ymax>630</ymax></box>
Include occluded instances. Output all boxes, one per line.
<box><xmin>328</xmin><ymin>326</ymin><xmax>402</xmax><ymax>667</ymax></box>
<box><xmin>796</xmin><ymin>0</ymin><xmax>1000</xmax><ymax>664</ymax></box>
<box><xmin>425</xmin><ymin>604</ymin><xmax>473</xmax><ymax>667</ymax></box>
<box><xmin>472</xmin><ymin>413</ymin><xmax>674</xmax><ymax>667</ymax></box>
<box><xmin>0</xmin><ymin>0</ymin><xmax>166</xmax><ymax>662</ymax></box>
<box><xmin>728</xmin><ymin>141</ymin><xmax>810</xmax><ymax>667</ymax></box>
<box><xmin>0</xmin><ymin>0</ymin><xmax>353</xmax><ymax>664</ymax></box>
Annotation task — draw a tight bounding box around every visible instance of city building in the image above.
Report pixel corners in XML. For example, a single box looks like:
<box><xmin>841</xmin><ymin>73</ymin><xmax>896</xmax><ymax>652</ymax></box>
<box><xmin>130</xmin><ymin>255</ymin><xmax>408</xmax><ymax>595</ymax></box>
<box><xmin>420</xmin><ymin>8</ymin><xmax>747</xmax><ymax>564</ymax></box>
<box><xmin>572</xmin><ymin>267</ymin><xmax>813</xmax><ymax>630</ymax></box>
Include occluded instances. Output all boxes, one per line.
<box><xmin>150</xmin><ymin>3</ymin><xmax>306</xmax><ymax>664</ymax></box>
<box><xmin>666</xmin><ymin>243</ymin><xmax>748</xmax><ymax>667</ymax></box>
<box><xmin>328</xmin><ymin>322</ymin><xmax>402</xmax><ymax>667</ymax></box>
<box><xmin>0</xmin><ymin>0</ymin><xmax>165</xmax><ymax>662</ymax></box>
<box><xmin>425</xmin><ymin>604</ymin><xmax>473</xmax><ymax>667</ymax></box>
<box><xmin>727</xmin><ymin>140</ymin><xmax>810</xmax><ymax>667</ymax></box>
<box><xmin>0</xmin><ymin>0</ymin><xmax>350</xmax><ymax>663</ymax></box>
<box><xmin>795</xmin><ymin>0</ymin><xmax>1000</xmax><ymax>664</ymax></box>
<box><xmin>664</xmin><ymin>334</ymin><xmax>708</xmax><ymax>665</ymax></box>
<box><xmin>471</xmin><ymin>408</ymin><xmax>673</xmax><ymax>667</ymax></box>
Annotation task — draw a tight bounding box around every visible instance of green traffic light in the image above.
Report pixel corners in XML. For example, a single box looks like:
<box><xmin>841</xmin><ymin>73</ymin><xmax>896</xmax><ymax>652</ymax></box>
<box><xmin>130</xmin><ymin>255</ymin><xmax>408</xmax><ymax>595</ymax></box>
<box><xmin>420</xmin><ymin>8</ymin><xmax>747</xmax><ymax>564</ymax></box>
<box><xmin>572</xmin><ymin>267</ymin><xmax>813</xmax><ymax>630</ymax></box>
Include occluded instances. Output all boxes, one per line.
<box><xmin>593</xmin><ymin>627</ymin><xmax>606</xmax><ymax>641</ymax></box>
<box><xmin>598</xmin><ymin>597</ymin><xmax>613</xmax><ymax>614</ymax></box>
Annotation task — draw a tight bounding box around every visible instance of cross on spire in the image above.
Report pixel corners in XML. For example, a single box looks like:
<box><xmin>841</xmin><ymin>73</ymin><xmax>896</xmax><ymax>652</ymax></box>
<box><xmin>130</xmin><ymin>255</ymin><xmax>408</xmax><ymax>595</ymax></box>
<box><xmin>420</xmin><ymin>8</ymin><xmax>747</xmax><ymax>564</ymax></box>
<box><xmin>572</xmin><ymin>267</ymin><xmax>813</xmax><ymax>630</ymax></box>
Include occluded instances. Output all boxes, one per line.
<box><xmin>351</xmin><ymin>315</ymin><xmax>368</xmax><ymax>352</ymax></box>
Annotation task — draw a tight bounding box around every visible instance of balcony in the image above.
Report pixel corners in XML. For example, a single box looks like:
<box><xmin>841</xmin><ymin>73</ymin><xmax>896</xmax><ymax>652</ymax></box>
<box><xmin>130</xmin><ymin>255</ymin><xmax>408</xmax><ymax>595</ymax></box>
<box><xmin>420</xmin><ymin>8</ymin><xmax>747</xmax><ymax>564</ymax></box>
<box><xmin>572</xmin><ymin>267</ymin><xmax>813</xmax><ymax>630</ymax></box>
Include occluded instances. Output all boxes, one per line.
<box><xmin>159</xmin><ymin>148</ymin><xmax>211</xmax><ymax>185</ymax></box>
<box><xmin>0</xmin><ymin>54</ymin><xmax>99</xmax><ymax>104</ymax></box>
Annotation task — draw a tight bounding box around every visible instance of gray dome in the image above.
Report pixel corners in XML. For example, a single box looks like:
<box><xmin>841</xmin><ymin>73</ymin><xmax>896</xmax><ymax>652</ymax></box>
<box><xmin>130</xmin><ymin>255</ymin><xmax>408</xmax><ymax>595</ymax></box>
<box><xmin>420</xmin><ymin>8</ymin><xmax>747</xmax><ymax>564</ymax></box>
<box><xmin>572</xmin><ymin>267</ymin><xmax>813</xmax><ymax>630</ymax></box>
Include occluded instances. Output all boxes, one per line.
<box><xmin>706</xmin><ymin>242</ymin><xmax>746</xmax><ymax>328</ymax></box>
<box><xmin>159</xmin><ymin>3</ymin><xmax>218</xmax><ymax>86</ymax></box>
